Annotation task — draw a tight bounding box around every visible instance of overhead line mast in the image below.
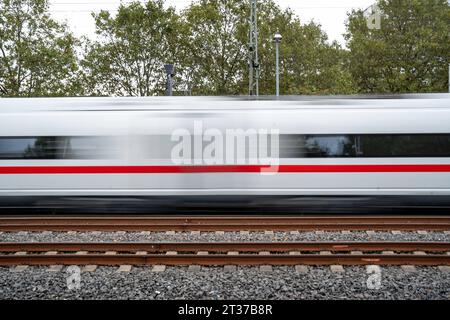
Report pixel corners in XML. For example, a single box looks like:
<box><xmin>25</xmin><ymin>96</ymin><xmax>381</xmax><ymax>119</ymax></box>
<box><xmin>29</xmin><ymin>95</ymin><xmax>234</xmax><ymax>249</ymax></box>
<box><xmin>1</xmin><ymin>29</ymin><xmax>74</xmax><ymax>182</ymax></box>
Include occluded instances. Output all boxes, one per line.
<box><xmin>248</xmin><ymin>0</ymin><xmax>259</xmax><ymax>96</ymax></box>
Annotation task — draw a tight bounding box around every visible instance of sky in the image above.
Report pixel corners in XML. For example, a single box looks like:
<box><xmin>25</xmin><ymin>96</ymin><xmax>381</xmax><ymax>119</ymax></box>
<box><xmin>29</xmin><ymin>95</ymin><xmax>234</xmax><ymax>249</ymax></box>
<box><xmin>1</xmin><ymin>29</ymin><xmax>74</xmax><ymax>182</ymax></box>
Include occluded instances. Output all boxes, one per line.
<box><xmin>48</xmin><ymin>0</ymin><xmax>375</xmax><ymax>45</ymax></box>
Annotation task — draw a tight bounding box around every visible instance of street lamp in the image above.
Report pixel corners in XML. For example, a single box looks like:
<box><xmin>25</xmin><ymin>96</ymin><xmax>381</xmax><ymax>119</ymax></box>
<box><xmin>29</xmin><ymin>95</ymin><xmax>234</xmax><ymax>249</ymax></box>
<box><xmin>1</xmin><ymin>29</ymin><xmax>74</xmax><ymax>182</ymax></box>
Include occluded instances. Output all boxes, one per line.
<box><xmin>273</xmin><ymin>32</ymin><xmax>282</xmax><ymax>97</ymax></box>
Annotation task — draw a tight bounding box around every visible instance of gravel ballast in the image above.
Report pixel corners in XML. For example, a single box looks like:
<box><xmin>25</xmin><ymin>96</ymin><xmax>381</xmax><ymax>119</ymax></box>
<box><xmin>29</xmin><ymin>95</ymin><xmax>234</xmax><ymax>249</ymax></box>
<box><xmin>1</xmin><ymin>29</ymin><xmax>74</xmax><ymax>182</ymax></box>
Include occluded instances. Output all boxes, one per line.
<box><xmin>0</xmin><ymin>265</ymin><xmax>449</xmax><ymax>300</ymax></box>
<box><xmin>0</xmin><ymin>231</ymin><xmax>449</xmax><ymax>243</ymax></box>
<box><xmin>0</xmin><ymin>231</ymin><xmax>449</xmax><ymax>300</ymax></box>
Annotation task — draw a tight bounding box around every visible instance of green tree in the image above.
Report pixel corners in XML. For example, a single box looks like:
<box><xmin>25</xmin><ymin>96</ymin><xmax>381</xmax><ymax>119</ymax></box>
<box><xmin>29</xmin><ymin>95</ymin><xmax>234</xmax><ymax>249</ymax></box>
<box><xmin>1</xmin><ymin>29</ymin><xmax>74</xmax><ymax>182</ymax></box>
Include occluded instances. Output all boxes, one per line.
<box><xmin>254</xmin><ymin>3</ymin><xmax>356</xmax><ymax>95</ymax></box>
<box><xmin>181</xmin><ymin>0</ymin><xmax>247</xmax><ymax>95</ymax></box>
<box><xmin>181</xmin><ymin>0</ymin><xmax>355</xmax><ymax>96</ymax></box>
<box><xmin>0</xmin><ymin>0</ymin><xmax>81</xmax><ymax>97</ymax></box>
<box><xmin>345</xmin><ymin>0</ymin><xmax>450</xmax><ymax>93</ymax></box>
<box><xmin>82</xmin><ymin>0</ymin><xmax>183</xmax><ymax>96</ymax></box>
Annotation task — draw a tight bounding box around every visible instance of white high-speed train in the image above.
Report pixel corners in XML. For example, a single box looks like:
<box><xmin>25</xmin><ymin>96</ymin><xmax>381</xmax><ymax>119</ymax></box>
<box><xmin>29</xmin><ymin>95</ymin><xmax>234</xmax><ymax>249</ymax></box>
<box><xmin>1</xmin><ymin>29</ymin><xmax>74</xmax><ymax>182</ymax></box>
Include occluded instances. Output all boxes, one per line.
<box><xmin>0</xmin><ymin>94</ymin><xmax>449</xmax><ymax>214</ymax></box>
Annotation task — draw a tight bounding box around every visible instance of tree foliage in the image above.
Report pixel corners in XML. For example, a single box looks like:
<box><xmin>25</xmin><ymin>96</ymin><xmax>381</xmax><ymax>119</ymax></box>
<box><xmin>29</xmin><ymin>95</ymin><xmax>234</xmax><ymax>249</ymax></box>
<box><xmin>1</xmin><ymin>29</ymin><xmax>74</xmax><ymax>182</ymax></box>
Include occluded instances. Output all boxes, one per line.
<box><xmin>81</xmin><ymin>0</ymin><xmax>355</xmax><ymax>96</ymax></box>
<box><xmin>254</xmin><ymin>2</ymin><xmax>355</xmax><ymax>95</ymax></box>
<box><xmin>181</xmin><ymin>0</ymin><xmax>248</xmax><ymax>95</ymax></box>
<box><xmin>181</xmin><ymin>0</ymin><xmax>355</xmax><ymax>95</ymax></box>
<box><xmin>0</xmin><ymin>0</ymin><xmax>80</xmax><ymax>97</ymax></box>
<box><xmin>82</xmin><ymin>0</ymin><xmax>182</xmax><ymax>96</ymax></box>
<box><xmin>345</xmin><ymin>0</ymin><xmax>450</xmax><ymax>93</ymax></box>
<box><xmin>2</xmin><ymin>0</ymin><xmax>447</xmax><ymax>97</ymax></box>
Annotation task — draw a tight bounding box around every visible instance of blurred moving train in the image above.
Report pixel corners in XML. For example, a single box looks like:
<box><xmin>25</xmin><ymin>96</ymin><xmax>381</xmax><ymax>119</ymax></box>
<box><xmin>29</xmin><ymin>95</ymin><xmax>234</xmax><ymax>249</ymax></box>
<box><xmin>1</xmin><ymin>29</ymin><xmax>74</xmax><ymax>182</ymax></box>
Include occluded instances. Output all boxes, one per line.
<box><xmin>1</xmin><ymin>94</ymin><xmax>450</xmax><ymax>214</ymax></box>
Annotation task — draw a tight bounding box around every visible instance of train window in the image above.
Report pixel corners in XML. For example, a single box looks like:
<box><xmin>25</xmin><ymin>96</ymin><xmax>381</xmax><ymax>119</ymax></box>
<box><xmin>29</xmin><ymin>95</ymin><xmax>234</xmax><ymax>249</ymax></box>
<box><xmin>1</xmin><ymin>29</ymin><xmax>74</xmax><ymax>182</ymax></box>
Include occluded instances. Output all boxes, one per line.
<box><xmin>0</xmin><ymin>136</ymin><xmax>121</xmax><ymax>159</ymax></box>
<box><xmin>280</xmin><ymin>135</ymin><xmax>356</xmax><ymax>158</ymax></box>
<box><xmin>0</xmin><ymin>137</ymin><xmax>67</xmax><ymax>159</ymax></box>
<box><xmin>357</xmin><ymin>135</ymin><xmax>450</xmax><ymax>157</ymax></box>
<box><xmin>0</xmin><ymin>138</ymin><xmax>36</xmax><ymax>159</ymax></box>
<box><xmin>279</xmin><ymin>134</ymin><xmax>450</xmax><ymax>158</ymax></box>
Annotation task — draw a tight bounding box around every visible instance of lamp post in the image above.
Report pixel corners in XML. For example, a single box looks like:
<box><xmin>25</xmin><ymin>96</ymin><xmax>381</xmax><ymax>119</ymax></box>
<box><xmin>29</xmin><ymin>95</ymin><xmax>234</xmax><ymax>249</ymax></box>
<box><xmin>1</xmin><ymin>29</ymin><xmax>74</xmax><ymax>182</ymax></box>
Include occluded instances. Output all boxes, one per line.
<box><xmin>273</xmin><ymin>33</ymin><xmax>282</xmax><ymax>97</ymax></box>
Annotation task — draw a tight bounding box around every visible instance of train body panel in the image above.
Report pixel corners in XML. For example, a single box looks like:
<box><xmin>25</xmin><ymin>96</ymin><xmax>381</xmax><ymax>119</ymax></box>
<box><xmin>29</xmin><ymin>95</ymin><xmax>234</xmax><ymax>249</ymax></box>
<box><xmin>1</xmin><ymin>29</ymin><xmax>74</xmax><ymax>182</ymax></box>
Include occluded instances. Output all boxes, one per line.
<box><xmin>1</xmin><ymin>95</ymin><xmax>450</xmax><ymax>213</ymax></box>
<box><xmin>1</xmin><ymin>162</ymin><xmax>450</xmax><ymax>196</ymax></box>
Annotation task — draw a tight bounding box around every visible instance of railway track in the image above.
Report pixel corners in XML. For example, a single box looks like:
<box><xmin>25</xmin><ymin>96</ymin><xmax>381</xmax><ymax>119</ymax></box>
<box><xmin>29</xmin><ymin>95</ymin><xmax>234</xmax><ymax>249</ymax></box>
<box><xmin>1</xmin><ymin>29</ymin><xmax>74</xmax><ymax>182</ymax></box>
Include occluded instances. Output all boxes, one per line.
<box><xmin>1</xmin><ymin>215</ymin><xmax>450</xmax><ymax>232</ymax></box>
<box><xmin>1</xmin><ymin>241</ymin><xmax>449</xmax><ymax>266</ymax></box>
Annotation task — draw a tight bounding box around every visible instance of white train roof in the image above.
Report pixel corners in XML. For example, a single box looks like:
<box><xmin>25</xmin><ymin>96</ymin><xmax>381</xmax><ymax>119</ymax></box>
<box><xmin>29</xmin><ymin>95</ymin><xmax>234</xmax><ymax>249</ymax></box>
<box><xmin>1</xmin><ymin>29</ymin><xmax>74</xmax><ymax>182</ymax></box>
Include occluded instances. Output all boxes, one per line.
<box><xmin>0</xmin><ymin>94</ymin><xmax>449</xmax><ymax>135</ymax></box>
<box><xmin>0</xmin><ymin>94</ymin><xmax>449</xmax><ymax>111</ymax></box>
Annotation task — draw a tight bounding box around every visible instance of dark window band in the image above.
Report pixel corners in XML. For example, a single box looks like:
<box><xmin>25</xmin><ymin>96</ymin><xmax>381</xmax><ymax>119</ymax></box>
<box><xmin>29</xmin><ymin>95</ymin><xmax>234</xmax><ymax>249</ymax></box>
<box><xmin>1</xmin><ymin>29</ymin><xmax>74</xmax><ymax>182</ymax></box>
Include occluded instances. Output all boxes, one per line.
<box><xmin>0</xmin><ymin>137</ymin><xmax>120</xmax><ymax>160</ymax></box>
<box><xmin>279</xmin><ymin>134</ymin><xmax>450</xmax><ymax>158</ymax></box>
<box><xmin>1</xmin><ymin>134</ymin><xmax>450</xmax><ymax>159</ymax></box>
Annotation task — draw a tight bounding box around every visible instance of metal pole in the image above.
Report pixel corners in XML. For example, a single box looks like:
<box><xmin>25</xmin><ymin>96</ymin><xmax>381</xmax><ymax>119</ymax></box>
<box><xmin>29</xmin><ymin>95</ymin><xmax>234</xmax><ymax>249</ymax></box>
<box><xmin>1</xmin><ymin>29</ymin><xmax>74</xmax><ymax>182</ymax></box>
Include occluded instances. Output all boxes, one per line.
<box><xmin>167</xmin><ymin>74</ymin><xmax>173</xmax><ymax>96</ymax></box>
<box><xmin>249</xmin><ymin>0</ymin><xmax>259</xmax><ymax>96</ymax></box>
<box><xmin>249</xmin><ymin>53</ymin><xmax>254</xmax><ymax>96</ymax></box>
<box><xmin>248</xmin><ymin>1</ymin><xmax>253</xmax><ymax>96</ymax></box>
<box><xmin>273</xmin><ymin>33</ymin><xmax>282</xmax><ymax>97</ymax></box>
<box><xmin>448</xmin><ymin>63</ymin><xmax>450</xmax><ymax>93</ymax></box>
<box><xmin>254</xmin><ymin>2</ymin><xmax>259</xmax><ymax>97</ymax></box>
<box><xmin>275</xmin><ymin>41</ymin><xmax>279</xmax><ymax>97</ymax></box>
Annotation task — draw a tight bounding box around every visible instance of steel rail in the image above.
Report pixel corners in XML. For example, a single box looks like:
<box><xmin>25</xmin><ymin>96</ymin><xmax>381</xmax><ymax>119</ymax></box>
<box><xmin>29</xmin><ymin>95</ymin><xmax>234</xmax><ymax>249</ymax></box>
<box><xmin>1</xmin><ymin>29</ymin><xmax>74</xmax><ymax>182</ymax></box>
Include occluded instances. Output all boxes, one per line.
<box><xmin>1</xmin><ymin>215</ymin><xmax>449</xmax><ymax>231</ymax></box>
<box><xmin>1</xmin><ymin>253</ymin><xmax>449</xmax><ymax>266</ymax></box>
<box><xmin>2</xmin><ymin>215</ymin><xmax>449</xmax><ymax>223</ymax></box>
<box><xmin>1</xmin><ymin>242</ymin><xmax>449</xmax><ymax>253</ymax></box>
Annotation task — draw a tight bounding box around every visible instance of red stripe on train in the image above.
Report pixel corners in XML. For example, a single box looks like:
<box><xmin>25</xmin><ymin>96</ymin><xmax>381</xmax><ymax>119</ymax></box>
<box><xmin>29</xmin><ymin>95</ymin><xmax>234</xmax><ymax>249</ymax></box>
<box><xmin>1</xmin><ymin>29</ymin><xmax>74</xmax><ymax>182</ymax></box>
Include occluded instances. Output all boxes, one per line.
<box><xmin>1</xmin><ymin>164</ymin><xmax>450</xmax><ymax>174</ymax></box>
